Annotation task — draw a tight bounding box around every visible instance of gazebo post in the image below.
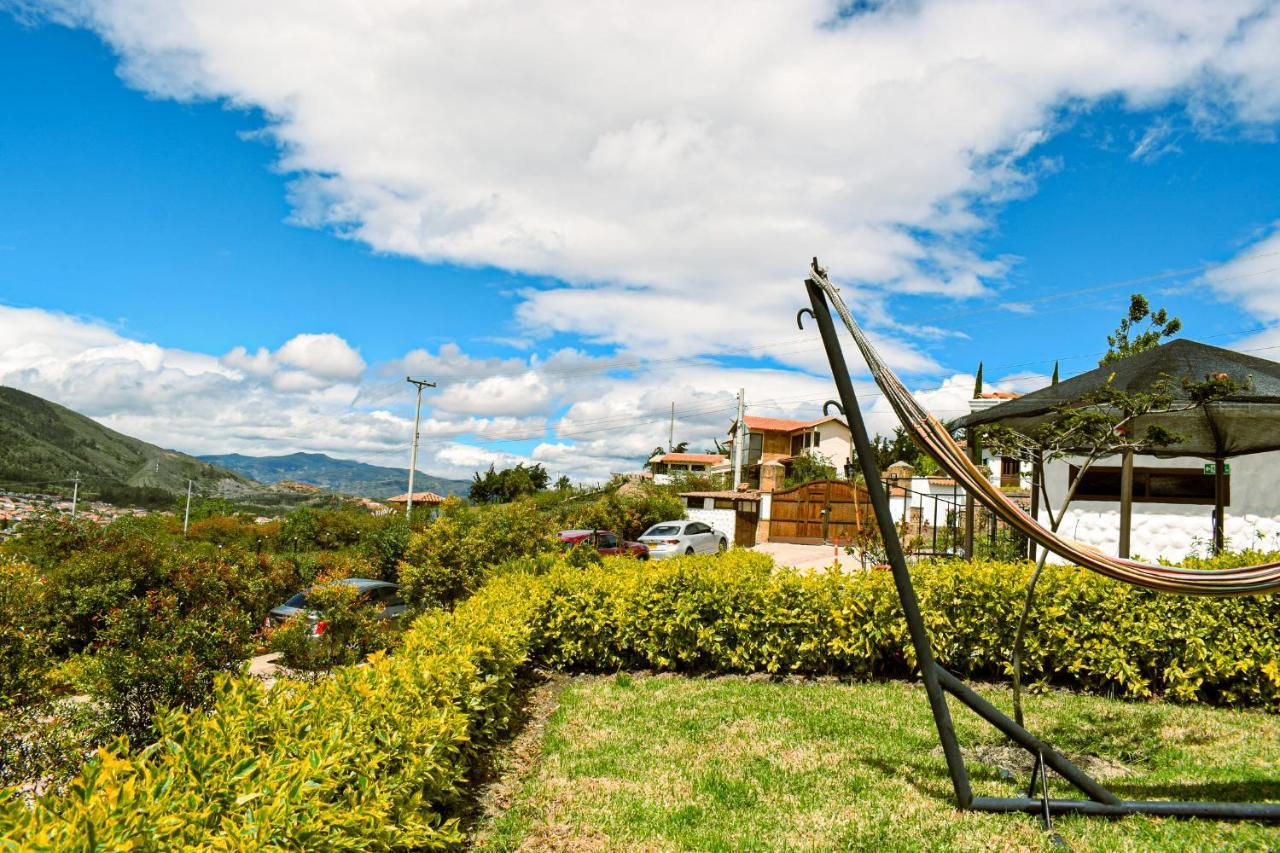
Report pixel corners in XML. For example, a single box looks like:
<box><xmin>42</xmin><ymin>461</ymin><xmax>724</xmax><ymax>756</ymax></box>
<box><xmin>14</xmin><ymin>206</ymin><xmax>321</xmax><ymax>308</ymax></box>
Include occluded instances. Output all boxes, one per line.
<box><xmin>1213</xmin><ymin>454</ymin><xmax>1226</xmax><ymax>555</ymax></box>
<box><xmin>1118</xmin><ymin>451</ymin><xmax>1134</xmax><ymax>559</ymax></box>
<box><xmin>964</xmin><ymin>428</ymin><xmax>978</xmax><ymax>558</ymax></box>
<box><xmin>1028</xmin><ymin>449</ymin><xmax>1041</xmax><ymax>562</ymax></box>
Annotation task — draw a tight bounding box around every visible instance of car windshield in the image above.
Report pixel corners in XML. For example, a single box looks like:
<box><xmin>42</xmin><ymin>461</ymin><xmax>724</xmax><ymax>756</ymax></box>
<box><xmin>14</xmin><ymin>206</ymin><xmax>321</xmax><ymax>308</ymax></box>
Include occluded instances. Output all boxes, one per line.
<box><xmin>283</xmin><ymin>592</ymin><xmax>309</xmax><ymax>608</ymax></box>
<box><xmin>645</xmin><ymin>525</ymin><xmax>681</xmax><ymax>537</ymax></box>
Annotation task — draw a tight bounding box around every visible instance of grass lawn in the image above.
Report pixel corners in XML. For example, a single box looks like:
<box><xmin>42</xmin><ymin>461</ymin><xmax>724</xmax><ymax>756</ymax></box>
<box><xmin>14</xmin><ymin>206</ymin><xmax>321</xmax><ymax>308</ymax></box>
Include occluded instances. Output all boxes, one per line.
<box><xmin>472</xmin><ymin>674</ymin><xmax>1280</xmax><ymax>851</ymax></box>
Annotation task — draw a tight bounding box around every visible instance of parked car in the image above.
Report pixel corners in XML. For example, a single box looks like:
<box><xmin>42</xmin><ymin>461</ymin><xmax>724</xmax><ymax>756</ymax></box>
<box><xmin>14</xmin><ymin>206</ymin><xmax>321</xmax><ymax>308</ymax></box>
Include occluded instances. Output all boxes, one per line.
<box><xmin>557</xmin><ymin>529</ymin><xmax>649</xmax><ymax>559</ymax></box>
<box><xmin>265</xmin><ymin>578</ymin><xmax>407</xmax><ymax>636</ymax></box>
<box><xmin>639</xmin><ymin>520</ymin><xmax>729</xmax><ymax>559</ymax></box>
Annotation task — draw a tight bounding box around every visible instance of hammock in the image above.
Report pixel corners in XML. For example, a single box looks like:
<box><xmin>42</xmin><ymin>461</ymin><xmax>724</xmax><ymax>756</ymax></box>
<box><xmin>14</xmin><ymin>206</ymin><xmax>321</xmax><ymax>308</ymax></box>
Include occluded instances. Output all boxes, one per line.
<box><xmin>808</xmin><ymin>262</ymin><xmax>1280</xmax><ymax>596</ymax></box>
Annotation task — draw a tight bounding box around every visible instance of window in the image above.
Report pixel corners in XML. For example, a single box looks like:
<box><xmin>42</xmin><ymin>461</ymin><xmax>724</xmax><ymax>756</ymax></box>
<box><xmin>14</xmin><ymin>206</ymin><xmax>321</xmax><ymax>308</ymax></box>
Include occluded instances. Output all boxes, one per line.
<box><xmin>1000</xmin><ymin>457</ymin><xmax>1021</xmax><ymax>488</ymax></box>
<box><xmin>685</xmin><ymin>496</ymin><xmax>703</xmax><ymax>509</ymax></box>
<box><xmin>790</xmin><ymin>430</ymin><xmax>819</xmax><ymax>456</ymax></box>
<box><xmin>596</xmin><ymin>532</ymin><xmax>619</xmax><ymax>548</ymax></box>
<box><xmin>686</xmin><ymin>522</ymin><xmax>708</xmax><ymax>535</ymax></box>
<box><xmin>1068</xmin><ymin>465</ymin><xmax>1227</xmax><ymax>506</ymax></box>
<box><xmin>713</xmin><ymin>499</ymin><xmax>735</xmax><ymax>509</ymax></box>
<box><xmin>745</xmin><ymin>433</ymin><xmax>764</xmax><ymax>466</ymax></box>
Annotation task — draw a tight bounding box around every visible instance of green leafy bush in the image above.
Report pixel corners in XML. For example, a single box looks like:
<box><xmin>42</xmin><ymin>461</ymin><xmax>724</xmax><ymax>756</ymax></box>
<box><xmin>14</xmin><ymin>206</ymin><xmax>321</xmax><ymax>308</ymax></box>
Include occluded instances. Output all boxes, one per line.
<box><xmin>5</xmin><ymin>553</ymin><xmax>1280</xmax><ymax>849</ymax></box>
<box><xmin>526</xmin><ymin>555</ymin><xmax>1280</xmax><ymax>708</ymax></box>
<box><xmin>558</xmin><ymin>488</ymin><xmax>685</xmax><ymax>540</ymax></box>
<box><xmin>1</xmin><ymin>516</ymin><xmax>307</xmax><ymax>742</ymax></box>
<box><xmin>0</xmin><ymin>557</ymin><xmax>51</xmax><ymax>708</ymax></box>
<box><xmin>269</xmin><ymin>580</ymin><xmax>398</xmax><ymax>671</ymax></box>
<box><xmin>0</xmin><ymin>574</ymin><xmax>544</xmax><ymax>849</ymax></box>
<box><xmin>397</xmin><ymin>498</ymin><xmax>554</xmax><ymax>610</ymax></box>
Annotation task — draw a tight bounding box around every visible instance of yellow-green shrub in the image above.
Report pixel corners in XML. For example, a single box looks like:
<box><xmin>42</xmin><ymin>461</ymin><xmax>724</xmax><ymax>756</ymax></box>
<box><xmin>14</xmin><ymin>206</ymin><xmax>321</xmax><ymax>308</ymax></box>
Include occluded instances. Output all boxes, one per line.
<box><xmin>0</xmin><ymin>574</ymin><xmax>545</xmax><ymax>850</ymax></box>
<box><xmin>527</xmin><ymin>555</ymin><xmax>1280</xmax><ymax>708</ymax></box>
<box><xmin>7</xmin><ymin>553</ymin><xmax>1278</xmax><ymax>849</ymax></box>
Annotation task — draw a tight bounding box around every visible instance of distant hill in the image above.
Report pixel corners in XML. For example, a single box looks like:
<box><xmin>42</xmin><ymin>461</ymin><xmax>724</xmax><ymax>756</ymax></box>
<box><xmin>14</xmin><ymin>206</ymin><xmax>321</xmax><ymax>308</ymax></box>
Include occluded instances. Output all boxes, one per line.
<box><xmin>0</xmin><ymin>385</ymin><xmax>250</xmax><ymax>502</ymax></box>
<box><xmin>198</xmin><ymin>451</ymin><xmax>469</xmax><ymax>499</ymax></box>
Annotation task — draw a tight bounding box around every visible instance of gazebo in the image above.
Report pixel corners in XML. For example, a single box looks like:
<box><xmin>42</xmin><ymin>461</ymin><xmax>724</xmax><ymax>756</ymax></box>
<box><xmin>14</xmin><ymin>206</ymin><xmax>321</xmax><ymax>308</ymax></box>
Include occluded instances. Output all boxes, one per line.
<box><xmin>959</xmin><ymin>338</ymin><xmax>1280</xmax><ymax>555</ymax></box>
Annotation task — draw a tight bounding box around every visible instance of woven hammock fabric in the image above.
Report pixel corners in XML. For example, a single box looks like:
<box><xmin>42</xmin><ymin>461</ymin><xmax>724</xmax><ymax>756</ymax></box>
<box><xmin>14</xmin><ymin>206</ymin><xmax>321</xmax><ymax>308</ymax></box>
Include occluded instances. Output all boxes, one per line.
<box><xmin>809</xmin><ymin>264</ymin><xmax>1280</xmax><ymax>596</ymax></box>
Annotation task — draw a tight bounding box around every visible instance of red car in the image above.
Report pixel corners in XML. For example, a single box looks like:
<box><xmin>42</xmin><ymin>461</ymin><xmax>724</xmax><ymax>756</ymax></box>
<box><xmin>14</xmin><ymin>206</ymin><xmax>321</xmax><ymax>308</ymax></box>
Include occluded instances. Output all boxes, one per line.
<box><xmin>557</xmin><ymin>529</ymin><xmax>649</xmax><ymax>559</ymax></box>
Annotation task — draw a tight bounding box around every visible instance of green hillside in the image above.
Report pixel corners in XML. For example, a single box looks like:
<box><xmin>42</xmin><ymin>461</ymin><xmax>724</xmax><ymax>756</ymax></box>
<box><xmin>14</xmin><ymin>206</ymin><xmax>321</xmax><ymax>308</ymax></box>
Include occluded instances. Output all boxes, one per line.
<box><xmin>0</xmin><ymin>385</ymin><xmax>249</xmax><ymax>502</ymax></box>
<box><xmin>198</xmin><ymin>451</ymin><xmax>469</xmax><ymax>499</ymax></box>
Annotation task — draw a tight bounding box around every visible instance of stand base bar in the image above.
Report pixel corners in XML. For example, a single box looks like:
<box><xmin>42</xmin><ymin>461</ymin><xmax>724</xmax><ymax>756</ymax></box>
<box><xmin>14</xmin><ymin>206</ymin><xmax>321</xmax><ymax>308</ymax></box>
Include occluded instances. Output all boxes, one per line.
<box><xmin>933</xmin><ymin>664</ymin><xmax>1120</xmax><ymax>805</ymax></box>
<box><xmin>971</xmin><ymin>796</ymin><xmax>1280</xmax><ymax>821</ymax></box>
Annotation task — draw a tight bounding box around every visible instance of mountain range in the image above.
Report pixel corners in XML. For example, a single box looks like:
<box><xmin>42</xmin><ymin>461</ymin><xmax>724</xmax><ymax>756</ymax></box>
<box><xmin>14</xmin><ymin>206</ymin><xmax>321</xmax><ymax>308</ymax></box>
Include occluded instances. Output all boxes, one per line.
<box><xmin>198</xmin><ymin>451</ymin><xmax>468</xmax><ymax>499</ymax></box>
<box><xmin>0</xmin><ymin>385</ymin><xmax>468</xmax><ymax>506</ymax></box>
<box><xmin>0</xmin><ymin>385</ymin><xmax>249</xmax><ymax>501</ymax></box>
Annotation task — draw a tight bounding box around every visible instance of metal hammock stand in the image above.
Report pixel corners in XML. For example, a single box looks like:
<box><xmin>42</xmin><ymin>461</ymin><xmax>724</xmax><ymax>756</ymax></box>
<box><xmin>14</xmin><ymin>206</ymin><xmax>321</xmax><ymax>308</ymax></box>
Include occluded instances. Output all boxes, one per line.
<box><xmin>799</xmin><ymin>263</ymin><xmax>1280</xmax><ymax>826</ymax></box>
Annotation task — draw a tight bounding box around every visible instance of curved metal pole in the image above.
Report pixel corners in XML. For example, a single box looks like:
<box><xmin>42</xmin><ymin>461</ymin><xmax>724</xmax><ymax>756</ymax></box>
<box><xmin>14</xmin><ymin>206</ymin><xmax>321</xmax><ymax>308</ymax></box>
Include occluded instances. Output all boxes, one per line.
<box><xmin>804</xmin><ymin>276</ymin><xmax>973</xmax><ymax>808</ymax></box>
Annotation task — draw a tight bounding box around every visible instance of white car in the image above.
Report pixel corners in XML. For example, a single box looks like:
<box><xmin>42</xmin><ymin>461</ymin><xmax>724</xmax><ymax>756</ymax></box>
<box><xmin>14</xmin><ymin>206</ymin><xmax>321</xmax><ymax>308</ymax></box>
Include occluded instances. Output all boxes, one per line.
<box><xmin>639</xmin><ymin>520</ymin><xmax>729</xmax><ymax>559</ymax></box>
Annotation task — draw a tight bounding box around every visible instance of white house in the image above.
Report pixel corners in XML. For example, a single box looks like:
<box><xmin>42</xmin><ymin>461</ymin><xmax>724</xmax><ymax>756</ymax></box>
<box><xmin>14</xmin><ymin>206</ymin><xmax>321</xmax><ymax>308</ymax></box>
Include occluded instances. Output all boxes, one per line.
<box><xmin>1037</xmin><ymin>451</ymin><xmax>1280</xmax><ymax>562</ymax></box>
<box><xmin>965</xmin><ymin>394</ymin><xmax>1280</xmax><ymax>562</ymax></box>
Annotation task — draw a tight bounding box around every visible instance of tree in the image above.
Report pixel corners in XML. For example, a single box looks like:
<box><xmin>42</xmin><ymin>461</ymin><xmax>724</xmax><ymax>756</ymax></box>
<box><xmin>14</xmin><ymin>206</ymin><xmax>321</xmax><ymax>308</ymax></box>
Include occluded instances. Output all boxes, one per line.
<box><xmin>784</xmin><ymin>451</ymin><xmax>836</xmax><ymax>487</ymax></box>
<box><xmin>1100</xmin><ymin>293</ymin><xmax>1182</xmax><ymax>365</ymax></box>
<box><xmin>671</xmin><ymin>440</ymin><xmax>689</xmax><ymax>453</ymax></box>
<box><xmin>871</xmin><ymin>426</ymin><xmax>925</xmax><ymax>471</ymax></box>
<box><xmin>644</xmin><ymin>446</ymin><xmax>667</xmax><ymax>473</ymax></box>
<box><xmin>554</xmin><ymin>475</ymin><xmax>572</xmax><ymax>491</ymax></box>
<box><xmin>468</xmin><ymin>462</ymin><xmax>551</xmax><ymax>504</ymax></box>
<box><xmin>986</xmin><ymin>293</ymin><xmax>1238</xmax><ymax>725</ymax></box>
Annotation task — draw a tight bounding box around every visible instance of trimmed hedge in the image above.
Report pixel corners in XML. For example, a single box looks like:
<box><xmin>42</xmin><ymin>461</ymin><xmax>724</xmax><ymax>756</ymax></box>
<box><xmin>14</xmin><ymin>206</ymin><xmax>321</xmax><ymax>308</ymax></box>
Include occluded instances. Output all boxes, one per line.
<box><xmin>528</xmin><ymin>552</ymin><xmax>1280</xmax><ymax>708</ymax></box>
<box><xmin>5</xmin><ymin>552</ymin><xmax>1278</xmax><ymax>849</ymax></box>
<box><xmin>0</xmin><ymin>574</ymin><xmax>545</xmax><ymax>849</ymax></box>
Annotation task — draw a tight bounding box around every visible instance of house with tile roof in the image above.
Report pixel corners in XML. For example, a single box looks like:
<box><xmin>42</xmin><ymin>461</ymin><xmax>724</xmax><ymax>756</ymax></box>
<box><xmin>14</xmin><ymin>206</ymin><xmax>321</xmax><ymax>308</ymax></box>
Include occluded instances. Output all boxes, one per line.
<box><xmin>722</xmin><ymin>414</ymin><xmax>853</xmax><ymax>492</ymax></box>
<box><xmin>646</xmin><ymin>451</ymin><xmax>728</xmax><ymax>484</ymax></box>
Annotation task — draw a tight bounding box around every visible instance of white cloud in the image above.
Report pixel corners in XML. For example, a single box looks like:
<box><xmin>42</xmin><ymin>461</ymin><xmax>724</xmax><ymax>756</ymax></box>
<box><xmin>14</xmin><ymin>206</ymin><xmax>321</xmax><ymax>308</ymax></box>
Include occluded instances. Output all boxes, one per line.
<box><xmin>1204</xmin><ymin>225</ymin><xmax>1280</xmax><ymax>324</ymax></box>
<box><xmin>29</xmin><ymin>0</ymin><xmax>1280</xmax><ymax>368</ymax></box>
<box><xmin>0</xmin><ymin>303</ymin><xmax>1059</xmax><ymax>483</ymax></box>
<box><xmin>274</xmin><ymin>333</ymin><xmax>365</xmax><ymax>380</ymax></box>
<box><xmin>10</xmin><ymin>1</ymin><xmax>1280</xmax><ymax>483</ymax></box>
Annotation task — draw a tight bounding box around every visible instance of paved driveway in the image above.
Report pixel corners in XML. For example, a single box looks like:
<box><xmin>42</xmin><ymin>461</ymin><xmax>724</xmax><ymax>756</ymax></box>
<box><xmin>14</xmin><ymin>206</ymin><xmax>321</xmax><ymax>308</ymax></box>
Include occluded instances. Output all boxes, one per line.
<box><xmin>751</xmin><ymin>540</ymin><xmax>859</xmax><ymax>572</ymax></box>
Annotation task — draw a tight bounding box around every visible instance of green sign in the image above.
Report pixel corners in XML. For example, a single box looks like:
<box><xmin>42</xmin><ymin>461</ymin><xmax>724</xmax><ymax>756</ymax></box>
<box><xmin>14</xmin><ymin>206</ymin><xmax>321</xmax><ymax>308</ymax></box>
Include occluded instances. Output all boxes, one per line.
<box><xmin>1203</xmin><ymin>463</ymin><xmax>1231</xmax><ymax>475</ymax></box>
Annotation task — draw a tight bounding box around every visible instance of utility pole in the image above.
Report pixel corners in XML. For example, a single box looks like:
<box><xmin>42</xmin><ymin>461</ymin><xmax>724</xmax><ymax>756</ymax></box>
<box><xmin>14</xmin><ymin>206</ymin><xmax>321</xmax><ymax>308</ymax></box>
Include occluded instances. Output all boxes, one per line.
<box><xmin>732</xmin><ymin>389</ymin><xmax>746</xmax><ymax>490</ymax></box>
<box><xmin>183</xmin><ymin>479</ymin><xmax>193</xmax><ymax>536</ymax></box>
<box><xmin>70</xmin><ymin>471</ymin><xmax>80</xmax><ymax>521</ymax></box>
<box><xmin>669</xmin><ymin>402</ymin><xmax>675</xmax><ymax>452</ymax></box>
<box><xmin>405</xmin><ymin>376</ymin><xmax>437</xmax><ymax>519</ymax></box>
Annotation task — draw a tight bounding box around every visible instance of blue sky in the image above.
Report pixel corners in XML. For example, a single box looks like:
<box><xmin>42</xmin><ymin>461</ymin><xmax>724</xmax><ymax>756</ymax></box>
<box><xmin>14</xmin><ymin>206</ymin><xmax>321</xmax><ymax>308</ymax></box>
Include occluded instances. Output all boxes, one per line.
<box><xmin>2</xmin><ymin>4</ymin><xmax>1279</xmax><ymax>481</ymax></box>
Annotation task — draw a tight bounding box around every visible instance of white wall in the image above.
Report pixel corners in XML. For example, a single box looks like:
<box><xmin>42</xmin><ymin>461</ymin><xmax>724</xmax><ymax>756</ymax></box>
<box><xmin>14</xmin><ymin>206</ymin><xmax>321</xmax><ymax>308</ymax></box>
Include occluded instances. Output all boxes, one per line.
<box><xmin>811</xmin><ymin>421</ymin><xmax>852</xmax><ymax>470</ymax></box>
<box><xmin>1040</xmin><ymin>451</ymin><xmax>1280</xmax><ymax>562</ymax></box>
<box><xmin>885</xmin><ymin>477</ymin><xmax>968</xmax><ymax>523</ymax></box>
<box><xmin>685</xmin><ymin>505</ymin><xmax>736</xmax><ymax>537</ymax></box>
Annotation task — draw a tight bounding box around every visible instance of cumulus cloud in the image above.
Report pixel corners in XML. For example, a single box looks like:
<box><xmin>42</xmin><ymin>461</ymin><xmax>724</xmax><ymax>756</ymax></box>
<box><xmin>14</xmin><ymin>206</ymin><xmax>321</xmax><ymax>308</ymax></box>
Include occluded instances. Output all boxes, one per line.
<box><xmin>1204</xmin><ymin>226</ymin><xmax>1280</xmax><ymax>323</ymax></box>
<box><xmin>275</xmin><ymin>333</ymin><xmax>365</xmax><ymax>380</ymax></box>
<box><xmin>27</xmin><ymin>0</ymin><xmax>1280</xmax><ymax>369</ymax></box>
<box><xmin>10</xmin><ymin>1</ymin><xmax>1280</xmax><ymax>481</ymax></box>
<box><xmin>0</xmin><ymin>302</ymin><xmax>1058</xmax><ymax>482</ymax></box>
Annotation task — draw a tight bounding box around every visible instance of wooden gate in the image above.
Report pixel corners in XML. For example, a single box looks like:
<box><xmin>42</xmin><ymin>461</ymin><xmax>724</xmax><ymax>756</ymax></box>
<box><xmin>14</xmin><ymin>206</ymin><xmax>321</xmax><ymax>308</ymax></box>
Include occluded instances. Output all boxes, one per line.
<box><xmin>768</xmin><ymin>479</ymin><xmax>872</xmax><ymax>545</ymax></box>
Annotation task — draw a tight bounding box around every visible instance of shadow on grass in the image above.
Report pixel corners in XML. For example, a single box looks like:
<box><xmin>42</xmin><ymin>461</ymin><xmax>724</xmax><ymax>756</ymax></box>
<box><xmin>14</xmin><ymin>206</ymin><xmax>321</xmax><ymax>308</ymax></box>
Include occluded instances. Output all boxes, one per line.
<box><xmin>456</xmin><ymin>668</ymin><xmax>562</xmax><ymax>843</ymax></box>
<box><xmin>1106</xmin><ymin>779</ymin><xmax>1280</xmax><ymax>803</ymax></box>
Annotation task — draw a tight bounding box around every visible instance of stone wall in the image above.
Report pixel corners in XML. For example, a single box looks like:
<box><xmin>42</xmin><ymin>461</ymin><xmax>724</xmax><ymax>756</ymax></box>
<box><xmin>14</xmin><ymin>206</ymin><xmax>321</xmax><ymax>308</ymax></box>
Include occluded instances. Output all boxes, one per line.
<box><xmin>1041</xmin><ymin>451</ymin><xmax>1280</xmax><ymax>562</ymax></box>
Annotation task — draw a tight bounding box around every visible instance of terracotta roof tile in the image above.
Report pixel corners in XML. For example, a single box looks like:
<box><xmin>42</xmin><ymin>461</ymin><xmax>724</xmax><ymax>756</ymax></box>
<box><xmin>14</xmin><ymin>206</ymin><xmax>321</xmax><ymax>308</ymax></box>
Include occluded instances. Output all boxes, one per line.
<box><xmin>654</xmin><ymin>453</ymin><xmax>727</xmax><ymax>465</ymax></box>
<box><xmin>386</xmin><ymin>491</ymin><xmax>447</xmax><ymax>504</ymax></box>
<box><xmin>678</xmin><ymin>489</ymin><xmax>761</xmax><ymax>500</ymax></box>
